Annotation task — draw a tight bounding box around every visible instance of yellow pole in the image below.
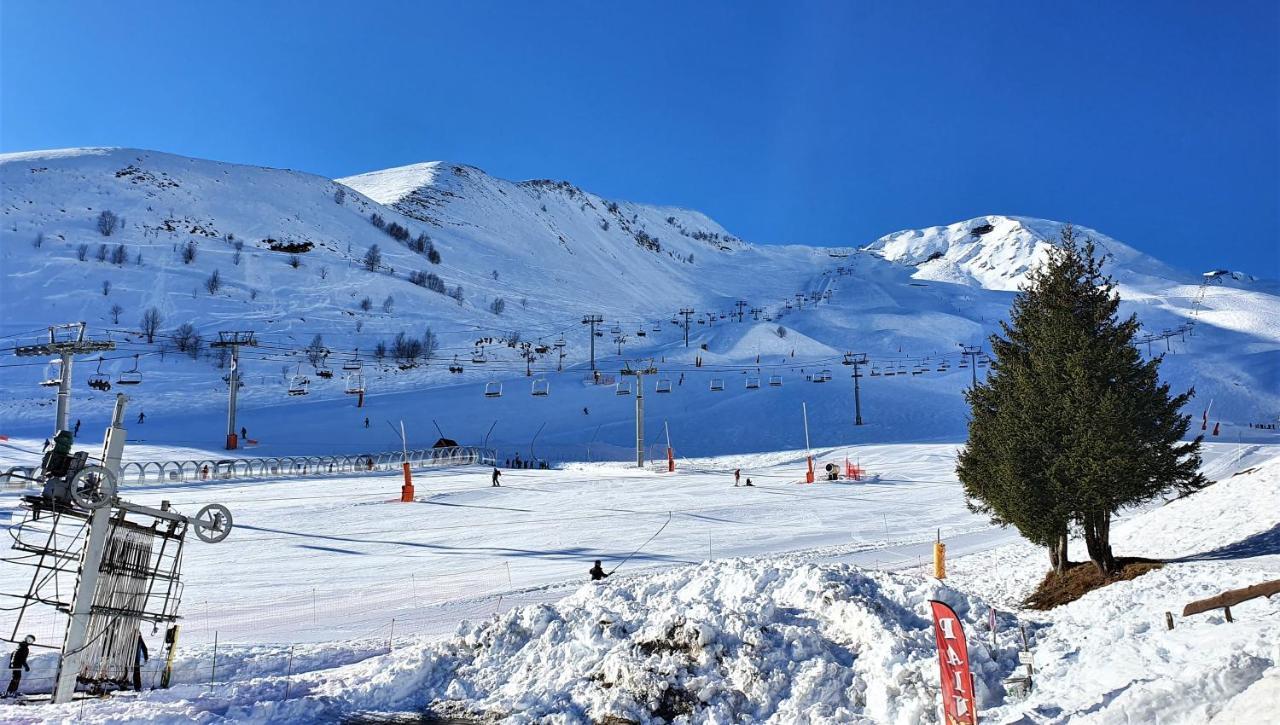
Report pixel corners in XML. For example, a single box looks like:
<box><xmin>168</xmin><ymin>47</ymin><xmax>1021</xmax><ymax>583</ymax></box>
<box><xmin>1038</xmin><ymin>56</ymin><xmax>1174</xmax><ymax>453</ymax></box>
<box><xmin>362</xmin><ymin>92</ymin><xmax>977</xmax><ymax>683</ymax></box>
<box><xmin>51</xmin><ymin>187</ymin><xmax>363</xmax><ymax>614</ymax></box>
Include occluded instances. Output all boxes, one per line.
<box><xmin>933</xmin><ymin>529</ymin><xmax>946</xmax><ymax>579</ymax></box>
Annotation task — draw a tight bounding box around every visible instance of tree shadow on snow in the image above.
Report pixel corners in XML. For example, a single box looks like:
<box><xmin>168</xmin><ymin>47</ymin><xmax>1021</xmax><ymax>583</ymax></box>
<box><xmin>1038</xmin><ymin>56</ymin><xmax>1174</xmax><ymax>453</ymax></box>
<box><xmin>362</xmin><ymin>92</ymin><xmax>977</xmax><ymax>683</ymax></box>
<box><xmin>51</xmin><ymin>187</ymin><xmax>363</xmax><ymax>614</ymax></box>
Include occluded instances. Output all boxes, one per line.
<box><xmin>1172</xmin><ymin>523</ymin><xmax>1280</xmax><ymax>562</ymax></box>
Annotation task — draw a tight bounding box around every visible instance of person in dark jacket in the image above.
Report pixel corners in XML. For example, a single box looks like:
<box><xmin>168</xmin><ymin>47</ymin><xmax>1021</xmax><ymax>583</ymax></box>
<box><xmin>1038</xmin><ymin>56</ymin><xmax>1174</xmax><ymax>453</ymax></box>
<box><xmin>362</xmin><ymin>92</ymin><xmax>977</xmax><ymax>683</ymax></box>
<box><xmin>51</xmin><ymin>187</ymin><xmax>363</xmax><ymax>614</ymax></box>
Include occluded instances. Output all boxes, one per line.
<box><xmin>589</xmin><ymin>560</ymin><xmax>609</xmax><ymax>581</ymax></box>
<box><xmin>734</xmin><ymin>469</ymin><xmax>741</xmax><ymax>487</ymax></box>
<box><xmin>491</xmin><ymin>468</ymin><xmax>502</xmax><ymax>487</ymax></box>
<box><xmin>7</xmin><ymin>635</ymin><xmax>33</xmax><ymax>696</ymax></box>
<box><xmin>73</xmin><ymin>419</ymin><xmax>81</xmax><ymax>437</ymax></box>
<box><xmin>132</xmin><ymin>634</ymin><xmax>148</xmax><ymax>691</ymax></box>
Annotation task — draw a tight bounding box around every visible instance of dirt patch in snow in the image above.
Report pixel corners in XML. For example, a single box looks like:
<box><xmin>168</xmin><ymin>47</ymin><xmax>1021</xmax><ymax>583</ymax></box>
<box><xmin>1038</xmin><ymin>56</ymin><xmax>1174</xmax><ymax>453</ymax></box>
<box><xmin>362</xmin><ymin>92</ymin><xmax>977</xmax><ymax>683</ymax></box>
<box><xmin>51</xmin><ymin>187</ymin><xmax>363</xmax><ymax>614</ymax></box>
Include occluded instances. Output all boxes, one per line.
<box><xmin>1025</xmin><ymin>558</ymin><xmax>1164</xmax><ymax>610</ymax></box>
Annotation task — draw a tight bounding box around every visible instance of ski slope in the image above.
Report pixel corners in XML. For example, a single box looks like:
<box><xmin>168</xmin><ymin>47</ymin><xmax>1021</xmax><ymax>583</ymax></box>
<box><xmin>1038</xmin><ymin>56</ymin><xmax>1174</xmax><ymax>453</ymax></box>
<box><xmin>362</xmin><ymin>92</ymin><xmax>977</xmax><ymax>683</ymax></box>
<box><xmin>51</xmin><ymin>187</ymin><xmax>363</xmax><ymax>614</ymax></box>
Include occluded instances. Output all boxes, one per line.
<box><xmin>0</xmin><ymin>440</ymin><xmax>1274</xmax><ymax>722</ymax></box>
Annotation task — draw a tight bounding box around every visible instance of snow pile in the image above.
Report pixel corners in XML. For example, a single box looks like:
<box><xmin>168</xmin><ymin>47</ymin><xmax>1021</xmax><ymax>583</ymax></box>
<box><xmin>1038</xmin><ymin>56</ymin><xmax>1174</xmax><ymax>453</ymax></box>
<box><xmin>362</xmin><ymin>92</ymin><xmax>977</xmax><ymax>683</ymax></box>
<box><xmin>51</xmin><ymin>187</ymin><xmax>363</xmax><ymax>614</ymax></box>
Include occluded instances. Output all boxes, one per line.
<box><xmin>311</xmin><ymin>560</ymin><xmax>1016</xmax><ymax>723</ymax></box>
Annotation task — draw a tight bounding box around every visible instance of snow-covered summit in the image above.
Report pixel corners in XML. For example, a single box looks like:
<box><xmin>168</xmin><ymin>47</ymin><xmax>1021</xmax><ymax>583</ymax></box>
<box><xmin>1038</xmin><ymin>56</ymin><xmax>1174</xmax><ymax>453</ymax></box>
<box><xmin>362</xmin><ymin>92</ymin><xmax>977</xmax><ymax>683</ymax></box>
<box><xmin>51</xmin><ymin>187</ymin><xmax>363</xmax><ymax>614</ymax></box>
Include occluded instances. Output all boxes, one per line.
<box><xmin>863</xmin><ymin>215</ymin><xmax>1184</xmax><ymax>291</ymax></box>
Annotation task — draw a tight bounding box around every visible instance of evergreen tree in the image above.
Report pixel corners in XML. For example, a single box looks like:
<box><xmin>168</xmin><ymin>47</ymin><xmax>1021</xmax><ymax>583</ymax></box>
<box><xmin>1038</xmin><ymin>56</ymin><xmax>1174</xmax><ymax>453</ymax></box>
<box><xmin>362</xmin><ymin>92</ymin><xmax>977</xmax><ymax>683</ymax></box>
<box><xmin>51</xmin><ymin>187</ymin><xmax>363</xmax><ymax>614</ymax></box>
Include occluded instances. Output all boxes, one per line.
<box><xmin>957</xmin><ymin>226</ymin><xmax>1205</xmax><ymax>576</ymax></box>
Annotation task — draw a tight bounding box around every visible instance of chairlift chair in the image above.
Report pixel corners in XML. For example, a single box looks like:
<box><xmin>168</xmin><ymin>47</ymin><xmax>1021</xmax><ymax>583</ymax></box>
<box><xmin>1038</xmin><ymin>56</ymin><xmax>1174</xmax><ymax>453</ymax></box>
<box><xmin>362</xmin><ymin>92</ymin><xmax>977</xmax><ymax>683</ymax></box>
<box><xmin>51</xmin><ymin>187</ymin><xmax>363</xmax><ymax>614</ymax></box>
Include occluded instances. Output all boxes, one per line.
<box><xmin>870</xmin><ymin>368</ymin><xmax>881</xmax><ymax>377</ymax></box>
<box><xmin>471</xmin><ymin>350</ymin><xmax>488</xmax><ymax>364</ymax></box>
<box><xmin>287</xmin><ymin>375</ymin><xmax>310</xmax><ymax>396</ymax></box>
<box><xmin>344</xmin><ymin>372</ymin><xmax>365</xmax><ymax>395</ymax></box>
<box><xmin>40</xmin><ymin>360</ymin><xmax>62</xmax><ymax>387</ymax></box>
<box><xmin>636</xmin><ymin>329</ymin><xmax>646</xmax><ymax>337</ymax></box>
<box><xmin>655</xmin><ymin>377</ymin><xmax>672</xmax><ymax>394</ymax></box>
<box><xmin>531</xmin><ymin>378</ymin><xmax>550</xmax><ymax>397</ymax></box>
<box><xmin>768</xmin><ymin>374</ymin><xmax>783</xmax><ymax>387</ymax></box>
<box><xmin>709</xmin><ymin>378</ymin><xmax>725</xmax><ymax>392</ymax></box>
<box><xmin>87</xmin><ymin>356</ymin><xmax>112</xmax><ymax>392</ymax></box>
<box><xmin>610</xmin><ymin>325</ymin><xmax>622</xmax><ymax>334</ymax></box>
<box><xmin>651</xmin><ymin>323</ymin><xmax>661</xmax><ymax>332</ymax></box>
<box><xmin>745</xmin><ymin>375</ymin><xmax>760</xmax><ymax>390</ymax></box>
<box><xmin>116</xmin><ymin>354</ymin><xmax>142</xmax><ymax>385</ymax></box>
<box><xmin>484</xmin><ymin>381</ymin><xmax>503</xmax><ymax>398</ymax></box>
<box><xmin>615</xmin><ymin>380</ymin><xmax>632</xmax><ymax>396</ymax></box>
<box><xmin>316</xmin><ymin>364</ymin><xmax>333</xmax><ymax>379</ymax></box>
<box><xmin>342</xmin><ymin>354</ymin><xmax>362</xmax><ymax>371</ymax></box>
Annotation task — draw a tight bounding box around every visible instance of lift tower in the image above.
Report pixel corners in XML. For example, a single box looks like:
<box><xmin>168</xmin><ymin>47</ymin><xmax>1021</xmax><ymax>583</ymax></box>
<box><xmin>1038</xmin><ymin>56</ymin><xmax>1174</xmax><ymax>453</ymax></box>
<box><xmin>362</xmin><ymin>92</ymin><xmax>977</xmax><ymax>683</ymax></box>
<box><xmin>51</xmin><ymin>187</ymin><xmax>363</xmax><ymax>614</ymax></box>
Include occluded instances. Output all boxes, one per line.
<box><xmin>211</xmin><ymin>331</ymin><xmax>257</xmax><ymax>450</ymax></box>
<box><xmin>15</xmin><ymin>323</ymin><xmax>115</xmax><ymax>434</ymax></box>
<box><xmin>842</xmin><ymin>352</ymin><xmax>868</xmax><ymax>426</ymax></box>
<box><xmin>620</xmin><ymin>359</ymin><xmax>658</xmax><ymax>467</ymax></box>
<box><xmin>678</xmin><ymin>308</ymin><xmax>695</xmax><ymax>347</ymax></box>
<box><xmin>581</xmin><ymin>315</ymin><xmax>603</xmax><ymax>371</ymax></box>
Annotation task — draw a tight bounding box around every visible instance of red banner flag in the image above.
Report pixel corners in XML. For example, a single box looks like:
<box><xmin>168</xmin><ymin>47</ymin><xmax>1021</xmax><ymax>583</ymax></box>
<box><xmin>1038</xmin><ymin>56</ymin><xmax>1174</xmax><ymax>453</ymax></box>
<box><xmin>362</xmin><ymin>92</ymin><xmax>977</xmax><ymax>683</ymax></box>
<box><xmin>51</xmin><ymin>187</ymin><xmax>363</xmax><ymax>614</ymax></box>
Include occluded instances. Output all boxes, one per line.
<box><xmin>929</xmin><ymin>600</ymin><xmax>978</xmax><ymax>725</ymax></box>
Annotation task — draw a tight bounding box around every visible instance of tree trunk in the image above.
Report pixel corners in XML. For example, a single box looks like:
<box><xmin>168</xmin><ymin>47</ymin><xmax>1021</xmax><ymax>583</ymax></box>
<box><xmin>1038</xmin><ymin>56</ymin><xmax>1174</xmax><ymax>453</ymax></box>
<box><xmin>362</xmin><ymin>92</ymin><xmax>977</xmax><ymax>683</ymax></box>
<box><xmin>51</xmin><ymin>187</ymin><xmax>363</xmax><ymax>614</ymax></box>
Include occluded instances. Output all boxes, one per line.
<box><xmin>1083</xmin><ymin>511</ymin><xmax>1115</xmax><ymax>576</ymax></box>
<box><xmin>1048</xmin><ymin>530</ymin><xmax>1070</xmax><ymax>574</ymax></box>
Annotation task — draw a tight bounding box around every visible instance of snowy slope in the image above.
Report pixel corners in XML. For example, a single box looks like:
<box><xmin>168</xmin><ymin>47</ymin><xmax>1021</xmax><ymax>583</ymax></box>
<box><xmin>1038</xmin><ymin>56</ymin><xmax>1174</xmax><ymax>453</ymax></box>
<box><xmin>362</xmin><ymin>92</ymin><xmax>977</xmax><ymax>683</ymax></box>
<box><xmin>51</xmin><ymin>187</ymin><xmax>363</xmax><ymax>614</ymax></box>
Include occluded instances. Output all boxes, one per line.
<box><xmin>1</xmin><ymin>445</ymin><xmax>1274</xmax><ymax>723</ymax></box>
<box><xmin>2</xmin><ymin>148</ymin><xmax>1278</xmax><ymax>462</ymax></box>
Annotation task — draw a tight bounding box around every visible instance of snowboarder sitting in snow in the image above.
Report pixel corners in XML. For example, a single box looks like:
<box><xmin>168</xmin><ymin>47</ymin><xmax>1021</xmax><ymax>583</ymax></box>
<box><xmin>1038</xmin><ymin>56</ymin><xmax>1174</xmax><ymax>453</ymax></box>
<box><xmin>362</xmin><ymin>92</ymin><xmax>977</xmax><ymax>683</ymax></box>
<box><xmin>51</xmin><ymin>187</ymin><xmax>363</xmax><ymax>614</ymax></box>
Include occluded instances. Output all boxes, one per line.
<box><xmin>744</xmin><ymin>478</ymin><xmax>754</xmax><ymax>487</ymax></box>
<box><xmin>491</xmin><ymin>468</ymin><xmax>502</xmax><ymax>487</ymax></box>
<box><xmin>589</xmin><ymin>560</ymin><xmax>609</xmax><ymax>581</ymax></box>
<box><xmin>6</xmin><ymin>635</ymin><xmax>32</xmax><ymax>697</ymax></box>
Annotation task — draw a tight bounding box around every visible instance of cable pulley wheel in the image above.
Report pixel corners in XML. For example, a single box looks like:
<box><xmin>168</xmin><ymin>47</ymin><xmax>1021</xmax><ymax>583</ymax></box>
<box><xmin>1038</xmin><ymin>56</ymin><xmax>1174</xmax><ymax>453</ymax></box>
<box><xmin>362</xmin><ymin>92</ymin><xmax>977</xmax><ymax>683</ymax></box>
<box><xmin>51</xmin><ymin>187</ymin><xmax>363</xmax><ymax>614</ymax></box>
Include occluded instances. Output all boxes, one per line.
<box><xmin>193</xmin><ymin>504</ymin><xmax>233</xmax><ymax>543</ymax></box>
<box><xmin>68</xmin><ymin>466</ymin><xmax>117</xmax><ymax>510</ymax></box>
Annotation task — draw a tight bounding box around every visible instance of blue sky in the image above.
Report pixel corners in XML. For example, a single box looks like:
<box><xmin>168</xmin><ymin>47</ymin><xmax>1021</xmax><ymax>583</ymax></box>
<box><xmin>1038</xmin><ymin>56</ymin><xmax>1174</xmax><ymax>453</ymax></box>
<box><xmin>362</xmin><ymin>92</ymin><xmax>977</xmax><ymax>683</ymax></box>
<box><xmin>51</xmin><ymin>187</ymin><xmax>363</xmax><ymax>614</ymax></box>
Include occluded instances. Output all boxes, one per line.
<box><xmin>2</xmin><ymin>1</ymin><xmax>1276</xmax><ymax>274</ymax></box>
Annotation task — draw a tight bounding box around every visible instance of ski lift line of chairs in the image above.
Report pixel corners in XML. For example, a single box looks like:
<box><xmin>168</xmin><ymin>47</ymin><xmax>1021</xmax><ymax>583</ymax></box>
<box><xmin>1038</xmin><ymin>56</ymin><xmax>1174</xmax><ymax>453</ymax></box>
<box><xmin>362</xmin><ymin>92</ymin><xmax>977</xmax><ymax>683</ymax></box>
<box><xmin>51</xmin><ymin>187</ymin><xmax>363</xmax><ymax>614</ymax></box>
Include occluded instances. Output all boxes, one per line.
<box><xmin>87</xmin><ymin>356</ymin><xmax>112</xmax><ymax>391</ymax></box>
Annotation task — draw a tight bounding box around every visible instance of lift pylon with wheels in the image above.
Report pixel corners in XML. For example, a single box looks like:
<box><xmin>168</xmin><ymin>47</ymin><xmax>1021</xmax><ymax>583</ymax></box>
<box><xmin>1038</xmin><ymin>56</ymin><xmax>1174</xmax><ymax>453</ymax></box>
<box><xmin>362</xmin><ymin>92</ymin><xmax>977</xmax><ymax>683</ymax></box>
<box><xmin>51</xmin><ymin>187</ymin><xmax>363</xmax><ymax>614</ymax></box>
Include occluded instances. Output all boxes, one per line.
<box><xmin>1</xmin><ymin>394</ymin><xmax>233</xmax><ymax>703</ymax></box>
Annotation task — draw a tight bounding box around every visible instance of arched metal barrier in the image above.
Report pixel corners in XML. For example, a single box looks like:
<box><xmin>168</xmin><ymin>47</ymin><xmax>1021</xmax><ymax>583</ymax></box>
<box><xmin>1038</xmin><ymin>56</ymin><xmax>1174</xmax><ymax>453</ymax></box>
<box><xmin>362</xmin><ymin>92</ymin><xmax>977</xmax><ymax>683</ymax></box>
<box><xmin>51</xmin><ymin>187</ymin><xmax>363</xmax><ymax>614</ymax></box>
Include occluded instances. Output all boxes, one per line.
<box><xmin>103</xmin><ymin>446</ymin><xmax>495</xmax><ymax>486</ymax></box>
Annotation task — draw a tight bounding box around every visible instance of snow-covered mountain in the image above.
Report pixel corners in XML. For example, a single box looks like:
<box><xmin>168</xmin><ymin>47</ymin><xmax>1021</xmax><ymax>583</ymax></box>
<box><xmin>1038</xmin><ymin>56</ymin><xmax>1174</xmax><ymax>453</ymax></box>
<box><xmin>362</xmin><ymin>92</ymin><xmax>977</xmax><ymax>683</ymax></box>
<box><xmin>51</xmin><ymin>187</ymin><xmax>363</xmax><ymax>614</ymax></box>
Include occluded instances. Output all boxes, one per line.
<box><xmin>1</xmin><ymin>147</ymin><xmax>1276</xmax><ymax>458</ymax></box>
<box><xmin>863</xmin><ymin>214</ymin><xmax>1185</xmax><ymax>291</ymax></box>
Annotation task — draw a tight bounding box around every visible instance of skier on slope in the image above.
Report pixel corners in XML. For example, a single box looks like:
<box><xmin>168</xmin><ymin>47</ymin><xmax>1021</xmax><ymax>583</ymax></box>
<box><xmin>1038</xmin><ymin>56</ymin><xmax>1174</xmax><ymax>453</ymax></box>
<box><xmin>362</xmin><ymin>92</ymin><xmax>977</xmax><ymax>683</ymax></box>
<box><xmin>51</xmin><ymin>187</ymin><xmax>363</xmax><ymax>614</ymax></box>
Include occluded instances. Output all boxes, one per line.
<box><xmin>491</xmin><ymin>467</ymin><xmax>502</xmax><ymax>487</ymax></box>
<box><xmin>137</xmin><ymin>412</ymin><xmax>145</xmax><ymax>424</ymax></box>
<box><xmin>734</xmin><ymin>469</ymin><xmax>741</xmax><ymax>487</ymax></box>
<box><xmin>5</xmin><ymin>635</ymin><xmax>32</xmax><ymax>697</ymax></box>
<box><xmin>589</xmin><ymin>560</ymin><xmax>609</xmax><ymax>581</ymax></box>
